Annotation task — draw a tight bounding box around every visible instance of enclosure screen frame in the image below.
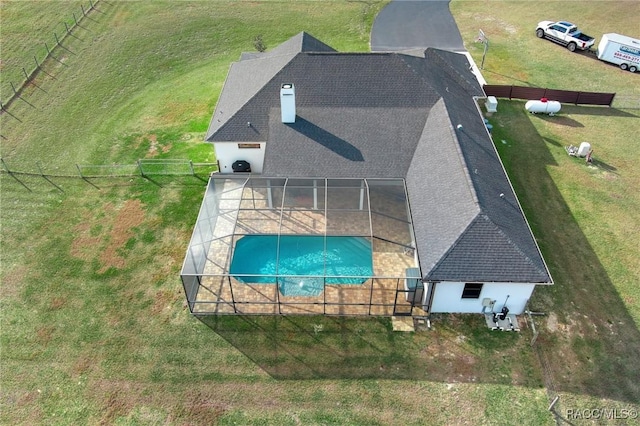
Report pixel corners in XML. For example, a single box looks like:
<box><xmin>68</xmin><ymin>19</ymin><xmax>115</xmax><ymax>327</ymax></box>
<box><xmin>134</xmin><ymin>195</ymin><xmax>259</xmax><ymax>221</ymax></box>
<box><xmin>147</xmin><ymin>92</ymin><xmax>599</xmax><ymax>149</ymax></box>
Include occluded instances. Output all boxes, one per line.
<box><xmin>180</xmin><ymin>176</ymin><xmax>421</xmax><ymax>316</ymax></box>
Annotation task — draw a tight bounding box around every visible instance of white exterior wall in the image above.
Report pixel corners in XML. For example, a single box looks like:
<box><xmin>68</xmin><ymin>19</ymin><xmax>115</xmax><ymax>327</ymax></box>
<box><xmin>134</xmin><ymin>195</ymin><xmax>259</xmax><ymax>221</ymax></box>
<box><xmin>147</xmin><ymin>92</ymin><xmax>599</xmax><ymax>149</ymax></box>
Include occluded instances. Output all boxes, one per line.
<box><xmin>429</xmin><ymin>282</ymin><xmax>536</xmax><ymax>314</ymax></box>
<box><xmin>214</xmin><ymin>142</ymin><xmax>266</xmax><ymax>173</ymax></box>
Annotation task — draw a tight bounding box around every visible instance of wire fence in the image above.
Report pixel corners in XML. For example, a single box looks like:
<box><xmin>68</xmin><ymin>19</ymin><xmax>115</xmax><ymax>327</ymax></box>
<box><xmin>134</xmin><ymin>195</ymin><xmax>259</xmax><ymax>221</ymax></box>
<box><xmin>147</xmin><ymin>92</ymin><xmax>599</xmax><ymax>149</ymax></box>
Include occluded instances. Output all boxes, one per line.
<box><xmin>523</xmin><ymin>307</ymin><xmax>564</xmax><ymax>425</ymax></box>
<box><xmin>1</xmin><ymin>158</ymin><xmax>218</xmax><ymax>179</ymax></box>
<box><xmin>0</xmin><ymin>0</ymin><xmax>101</xmax><ymax>110</ymax></box>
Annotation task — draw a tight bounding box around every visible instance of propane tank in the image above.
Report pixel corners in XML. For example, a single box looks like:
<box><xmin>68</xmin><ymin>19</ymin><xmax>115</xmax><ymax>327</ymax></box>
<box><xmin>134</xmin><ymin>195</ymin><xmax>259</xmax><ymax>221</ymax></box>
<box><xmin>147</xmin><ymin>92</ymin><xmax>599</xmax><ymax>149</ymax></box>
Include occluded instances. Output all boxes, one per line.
<box><xmin>525</xmin><ymin>98</ymin><xmax>561</xmax><ymax>115</ymax></box>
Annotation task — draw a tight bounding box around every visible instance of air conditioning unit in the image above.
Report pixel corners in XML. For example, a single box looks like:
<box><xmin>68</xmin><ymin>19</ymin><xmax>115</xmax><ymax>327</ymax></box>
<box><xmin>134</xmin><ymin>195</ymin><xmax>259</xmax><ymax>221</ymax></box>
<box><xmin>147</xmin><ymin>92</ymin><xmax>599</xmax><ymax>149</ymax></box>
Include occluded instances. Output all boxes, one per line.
<box><xmin>232</xmin><ymin>160</ymin><xmax>251</xmax><ymax>172</ymax></box>
<box><xmin>485</xmin><ymin>96</ymin><xmax>498</xmax><ymax>113</ymax></box>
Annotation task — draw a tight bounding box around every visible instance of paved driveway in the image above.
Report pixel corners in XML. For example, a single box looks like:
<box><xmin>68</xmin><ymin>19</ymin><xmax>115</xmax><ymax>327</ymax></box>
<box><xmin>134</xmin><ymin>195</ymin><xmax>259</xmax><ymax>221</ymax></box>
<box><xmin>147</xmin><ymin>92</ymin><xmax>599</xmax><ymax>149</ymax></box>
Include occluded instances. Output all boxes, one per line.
<box><xmin>371</xmin><ymin>0</ymin><xmax>465</xmax><ymax>52</ymax></box>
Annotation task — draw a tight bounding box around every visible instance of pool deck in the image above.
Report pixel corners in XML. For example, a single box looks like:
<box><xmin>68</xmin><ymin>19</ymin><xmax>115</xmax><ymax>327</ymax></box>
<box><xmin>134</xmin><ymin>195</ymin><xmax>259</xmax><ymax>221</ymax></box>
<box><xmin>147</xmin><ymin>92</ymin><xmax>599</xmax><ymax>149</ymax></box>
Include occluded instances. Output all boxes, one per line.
<box><xmin>190</xmin><ymin>182</ymin><xmax>420</xmax><ymax>316</ymax></box>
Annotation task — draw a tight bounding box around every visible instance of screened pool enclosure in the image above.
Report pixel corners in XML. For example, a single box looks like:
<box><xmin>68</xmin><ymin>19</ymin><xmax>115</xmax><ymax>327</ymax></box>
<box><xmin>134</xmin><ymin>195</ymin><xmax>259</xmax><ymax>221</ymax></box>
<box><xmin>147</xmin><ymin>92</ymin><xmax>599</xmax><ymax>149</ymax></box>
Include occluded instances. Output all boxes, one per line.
<box><xmin>181</xmin><ymin>176</ymin><xmax>424</xmax><ymax>316</ymax></box>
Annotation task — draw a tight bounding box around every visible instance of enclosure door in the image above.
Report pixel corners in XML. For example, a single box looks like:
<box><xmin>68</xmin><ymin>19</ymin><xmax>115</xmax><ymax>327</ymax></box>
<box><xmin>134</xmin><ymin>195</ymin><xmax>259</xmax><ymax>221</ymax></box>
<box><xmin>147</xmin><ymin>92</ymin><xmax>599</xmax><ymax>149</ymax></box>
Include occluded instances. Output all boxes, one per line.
<box><xmin>393</xmin><ymin>290</ymin><xmax>414</xmax><ymax>316</ymax></box>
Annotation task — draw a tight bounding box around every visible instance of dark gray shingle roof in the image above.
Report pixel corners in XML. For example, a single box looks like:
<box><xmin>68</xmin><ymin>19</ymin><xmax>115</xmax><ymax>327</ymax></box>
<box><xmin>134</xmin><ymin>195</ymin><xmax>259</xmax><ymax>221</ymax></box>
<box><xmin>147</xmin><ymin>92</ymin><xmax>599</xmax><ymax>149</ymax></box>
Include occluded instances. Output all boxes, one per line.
<box><xmin>405</xmin><ymin>98</ymin><xmax>480</xmax><ymax>277</ymax></box>
<box><xmin>427</xmin><ymin>215</ymin><xmax>550</xmax><ymax>282</ymax></box>
<box><xmin>417</xmin><ymin>50</ymin><xmax>550</xmax><ymax>283</ymax></box>
<box><xmin>206</xmin><ymin>32</ymin><xmax>336</xmax><ymax>140</ymax></box>
<box><xmin>206</xmin><ymin>34</ymin><xmax>552</xmax><ymax>285</ymax></box>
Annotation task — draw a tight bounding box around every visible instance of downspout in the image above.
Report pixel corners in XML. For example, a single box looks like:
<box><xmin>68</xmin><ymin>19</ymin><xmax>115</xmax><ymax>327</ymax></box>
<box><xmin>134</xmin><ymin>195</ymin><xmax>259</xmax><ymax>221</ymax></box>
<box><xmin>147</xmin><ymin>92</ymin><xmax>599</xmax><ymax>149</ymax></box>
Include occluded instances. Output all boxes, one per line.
<box><xmin>424</xmin><ymin>280</ymin><xmax>437</xmax><ymax>314</ymax></box>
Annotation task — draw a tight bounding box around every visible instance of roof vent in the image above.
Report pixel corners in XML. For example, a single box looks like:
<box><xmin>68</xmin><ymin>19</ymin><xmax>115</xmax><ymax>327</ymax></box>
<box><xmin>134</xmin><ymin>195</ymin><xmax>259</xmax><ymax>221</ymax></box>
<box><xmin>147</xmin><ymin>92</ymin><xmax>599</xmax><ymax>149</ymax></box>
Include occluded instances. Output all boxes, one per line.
<box><xmin>280</xmin><ymin>83</ymin><xmax>296</xmax><ymax>123</ymax></box>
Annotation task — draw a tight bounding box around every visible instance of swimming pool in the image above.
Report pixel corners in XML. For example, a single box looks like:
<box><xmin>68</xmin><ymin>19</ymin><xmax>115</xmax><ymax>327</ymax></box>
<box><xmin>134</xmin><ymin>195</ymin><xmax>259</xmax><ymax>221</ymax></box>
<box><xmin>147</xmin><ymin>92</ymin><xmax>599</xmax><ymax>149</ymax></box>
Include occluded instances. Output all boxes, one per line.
<box><xmin>229</xmin><ymin>235</ymin><xmax>373</xmax><ymax>296</ymax></box>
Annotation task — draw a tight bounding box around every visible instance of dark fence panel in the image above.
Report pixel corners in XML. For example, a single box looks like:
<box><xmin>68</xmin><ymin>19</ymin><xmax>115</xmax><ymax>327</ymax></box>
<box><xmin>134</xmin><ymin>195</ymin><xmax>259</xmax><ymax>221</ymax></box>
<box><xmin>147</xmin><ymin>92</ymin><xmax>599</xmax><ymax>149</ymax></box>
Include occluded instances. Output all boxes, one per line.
<box><xmin>484</xmin><ymin>85</ymin><xmax>615</xmax><ymax>106</ymax></box>
<box><xmin>510</xmin><ymin>86</ymin><xmax>546</xmax><ymax>101</ymax></box>
<box><xmin>543</xmin><ymin>89</ymin><xmax>579</xmax><ymax>104</ymax></box>
<box><xmin>484</xmin><ymin>85</ymin><xmax>512</xmax><ymax>98</ymax></box>
<box><xmin>577</xmin><ymin>92</ymin><xmax>616</xmax><ymax>106</ymax></box>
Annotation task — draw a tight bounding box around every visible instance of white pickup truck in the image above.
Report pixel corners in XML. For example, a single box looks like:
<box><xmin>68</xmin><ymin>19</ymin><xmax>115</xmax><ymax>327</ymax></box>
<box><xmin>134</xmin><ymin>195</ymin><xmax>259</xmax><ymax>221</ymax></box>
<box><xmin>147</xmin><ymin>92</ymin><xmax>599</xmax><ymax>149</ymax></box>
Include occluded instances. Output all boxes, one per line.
<box><xmin>536</xmin><ymin>21</ymin><xmax>595</xmax><ymax>52</ymax></box>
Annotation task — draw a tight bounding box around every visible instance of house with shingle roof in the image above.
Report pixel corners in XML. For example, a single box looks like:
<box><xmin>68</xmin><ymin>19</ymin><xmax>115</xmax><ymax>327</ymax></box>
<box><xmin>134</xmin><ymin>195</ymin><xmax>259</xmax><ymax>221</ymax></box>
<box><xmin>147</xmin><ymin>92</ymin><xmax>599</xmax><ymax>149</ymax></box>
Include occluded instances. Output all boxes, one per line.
<box><xmin>181</xmin><ymin>32</ymin><xmax>552</xmax><ymax>317</ymax></box>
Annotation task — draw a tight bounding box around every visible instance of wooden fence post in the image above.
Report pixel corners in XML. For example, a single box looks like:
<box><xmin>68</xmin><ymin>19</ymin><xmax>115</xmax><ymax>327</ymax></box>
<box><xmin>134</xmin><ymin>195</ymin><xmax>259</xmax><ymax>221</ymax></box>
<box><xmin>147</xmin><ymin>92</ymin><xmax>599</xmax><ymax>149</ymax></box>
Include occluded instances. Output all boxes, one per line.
<box><xmin>189</xmin><ymin>160</ymin><xmax>195</xmax><ymax>176</ymax></box>
<box><xmin>76</xmin><ymin>164</ymin><xmax>84</xmax><ymax>178</ymax></box>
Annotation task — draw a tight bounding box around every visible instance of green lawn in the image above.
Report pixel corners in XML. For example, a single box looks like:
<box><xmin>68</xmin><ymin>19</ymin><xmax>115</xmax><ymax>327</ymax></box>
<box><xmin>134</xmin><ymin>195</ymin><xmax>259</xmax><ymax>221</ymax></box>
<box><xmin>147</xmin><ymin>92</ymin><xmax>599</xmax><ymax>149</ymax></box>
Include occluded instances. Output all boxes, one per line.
<box><xmin>1</xmin><ymin>1</ymin><xmax>639</xmax><ymax>424</ymax></box>
<box><xmin>0</xmin><ymin>0</ymin><xmax>88</xmax><ymax>101</ymax></box>
<box><xmin>452</xmin><ymin>0</ymin><xmax>640</xmax><ymax>417</ymax></box>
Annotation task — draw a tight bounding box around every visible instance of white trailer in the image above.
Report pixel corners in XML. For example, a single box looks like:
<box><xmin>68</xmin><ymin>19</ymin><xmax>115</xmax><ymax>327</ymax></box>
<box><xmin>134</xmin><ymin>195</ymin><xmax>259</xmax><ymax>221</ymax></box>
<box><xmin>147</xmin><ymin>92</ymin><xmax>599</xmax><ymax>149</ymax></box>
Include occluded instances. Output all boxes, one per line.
<box><xmin>596</xmin><ymin>33</ymin><xmax>640</xmax><ymax>72</ymax></box>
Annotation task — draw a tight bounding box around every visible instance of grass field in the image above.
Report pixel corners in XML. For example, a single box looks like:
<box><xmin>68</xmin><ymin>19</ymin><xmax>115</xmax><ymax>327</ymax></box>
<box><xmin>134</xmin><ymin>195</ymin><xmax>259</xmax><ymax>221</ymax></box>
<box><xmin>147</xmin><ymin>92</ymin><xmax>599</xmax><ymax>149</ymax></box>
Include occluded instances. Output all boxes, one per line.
<box><xmin>0</xmin><ymin>0</ymin><xmax>88</xmax><ymax>102</ymax></box>
<box><xmin>1</xmin><ymin>1</ymin><xmax>639</xmax><ymax>424</ymax></box>
<box><xmin>452</xmin><ymin>0</ymin><xmax>640</xmax><ymax>419</ymax></box>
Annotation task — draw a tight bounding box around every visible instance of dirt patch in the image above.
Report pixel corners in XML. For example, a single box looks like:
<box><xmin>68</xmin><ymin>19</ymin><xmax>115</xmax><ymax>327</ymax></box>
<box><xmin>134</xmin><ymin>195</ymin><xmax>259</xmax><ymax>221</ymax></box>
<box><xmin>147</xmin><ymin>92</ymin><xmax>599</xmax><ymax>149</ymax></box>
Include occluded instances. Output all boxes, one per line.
<box><xmin>546</xmin><ymin>312</ymin><xmax>558</xmax><ymax>332</ymax></box>
<box><xmin>142</xmin><ymin>134</ymin><xmax>172</xmax><ymax>157</ymax></box>
<box><xmin>88</xmin><ymin>380</ymin><xmax>227</xmax><ymax>425</ymax></box>
<box><xmin>145</xmin><ymin>134</ymin><xmax>158</xmax><ymax>156</ymax></box>
<box><xmin>101</xmin><ymin>391</ymin><xmax>135</xmax><ymax>424</ymax></box>
<box><xmin>151</xmin><ymin>289</ymin><xmax>180</xmax><ymax>316</ymax></box>
<box><xmin>49</xmin><ymin>296</ymin><xmax>67</xmax><ymax>310</ymax></box>
<box><xmin>177</xmin><ymin>391</ymin><xmax>228</xmax><ymax>425</ymax></box>
<box><xmin>1</xmin><ymin>265</ymin><xmax>29</xmax><ymax>298</ymax></box>
<box><xmin>72</xmin><ymin>353</ymin><xmax>99</xmax><ymax>377</ymax></box>
<box><xmin>71</xmin><ymin>200</ymin><xmax>146</xmax><ymax>272</ymax></box>
<box><xmin>13</xmin><ymin>390</ymin><xmax>44</xmax><ymax>424</ymax></box>
<box><xmin>89</xmin><ymin>380</ymin><xmax>144</xmax><ymax>424</ymax></box>
<box><xmin>35</xmin><ymin>325</ymin><xmax>55</xmax><ymax>345</ymax></box>
<box><xmin>71</xmin><ymin>232</ymin><xmax>102</xmax><ymax>262</ymax></box>
<box><xmin>98</xmin><ymin>199</ymin><xmax>146</xmax><ymax>273</ymax></box>
<box><xmin>71</xmin><ymin>204</ymin><xmax>115</xmax><ymax>262</ymax></box>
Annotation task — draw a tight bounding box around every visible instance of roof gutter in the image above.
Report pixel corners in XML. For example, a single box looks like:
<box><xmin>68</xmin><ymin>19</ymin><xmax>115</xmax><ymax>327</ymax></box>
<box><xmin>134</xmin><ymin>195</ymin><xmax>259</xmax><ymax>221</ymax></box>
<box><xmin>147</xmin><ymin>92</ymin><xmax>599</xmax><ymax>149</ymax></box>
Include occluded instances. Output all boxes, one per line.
<box><xmin>471</xmin><ymin>95</ymin><xmax>554</xmax><ymax>286</ymax></box>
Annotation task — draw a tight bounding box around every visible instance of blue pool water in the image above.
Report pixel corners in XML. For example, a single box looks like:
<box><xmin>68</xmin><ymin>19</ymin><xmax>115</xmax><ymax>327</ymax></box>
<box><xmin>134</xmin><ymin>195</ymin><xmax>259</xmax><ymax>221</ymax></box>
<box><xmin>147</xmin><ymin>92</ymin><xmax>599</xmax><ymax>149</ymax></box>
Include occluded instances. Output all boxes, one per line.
<box><xmin>229</xmin><ymin>235</ymin><xmax>373</xmax><ymax>296</ymax></box>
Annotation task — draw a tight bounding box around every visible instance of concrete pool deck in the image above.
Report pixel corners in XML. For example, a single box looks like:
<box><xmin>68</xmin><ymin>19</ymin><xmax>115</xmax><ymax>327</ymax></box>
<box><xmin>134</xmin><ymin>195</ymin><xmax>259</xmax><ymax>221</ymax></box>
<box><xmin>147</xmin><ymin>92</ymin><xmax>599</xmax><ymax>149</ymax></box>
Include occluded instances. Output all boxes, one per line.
<box><xmin>188</xmin><ymin>180</ymin><xmax>419</xmax><ymax>316</ymax></box>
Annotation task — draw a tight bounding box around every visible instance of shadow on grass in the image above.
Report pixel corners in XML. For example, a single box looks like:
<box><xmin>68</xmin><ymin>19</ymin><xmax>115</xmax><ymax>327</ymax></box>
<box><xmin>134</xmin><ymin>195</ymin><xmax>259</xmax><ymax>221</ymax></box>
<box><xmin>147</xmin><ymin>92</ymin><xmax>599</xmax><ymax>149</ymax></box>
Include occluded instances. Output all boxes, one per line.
<box><xmin>197</xmin><ymin>101</ymin><xmax>640</xmax><ymax>403</ymax></box>
<box><xmin>589</xmin><ymin>158</ymin><xmax>617</xmax><ymax>173</ymax></box>
<box><xmin>539</xmin><ymin>138</ymin><xmax>618</xmax><ymax>173</ymax></box>
<box><xmin>576</xmin><ymin>49</ymin><xmax>640</xmax><ymax>78</ymax></box>
<box><xmin>532</xmin><ymin>114</ymin><xmax>584</xmax><ymax>128</ymax></box>
<box><xmin>492</xmin><ymin>101</ymin><xmax>640</xmax><ymax>404</ymax></box>
<box><xmin>560</xmin><ymin>105</ymin><xmax>638</xmax><ymax>118</ymax></box>
<box><xmin>197</xmin><ymin>313</ymin><xmax>544</xmax><ymax>387</ymax></box>
<box><xmin>0</xmin><ymin>172</ymin><xmax>211</xmax><ymax>192</ymax></box>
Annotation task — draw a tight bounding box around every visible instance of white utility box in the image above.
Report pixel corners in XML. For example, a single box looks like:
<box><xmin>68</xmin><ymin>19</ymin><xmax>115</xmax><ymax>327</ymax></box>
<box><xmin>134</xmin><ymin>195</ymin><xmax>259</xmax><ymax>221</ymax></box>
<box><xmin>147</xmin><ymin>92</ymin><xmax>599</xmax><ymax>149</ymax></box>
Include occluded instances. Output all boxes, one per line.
<box><xmin>485</xmin><ymin>96</ymin><xmax>498</xmax><ymax>113</ymax></box>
